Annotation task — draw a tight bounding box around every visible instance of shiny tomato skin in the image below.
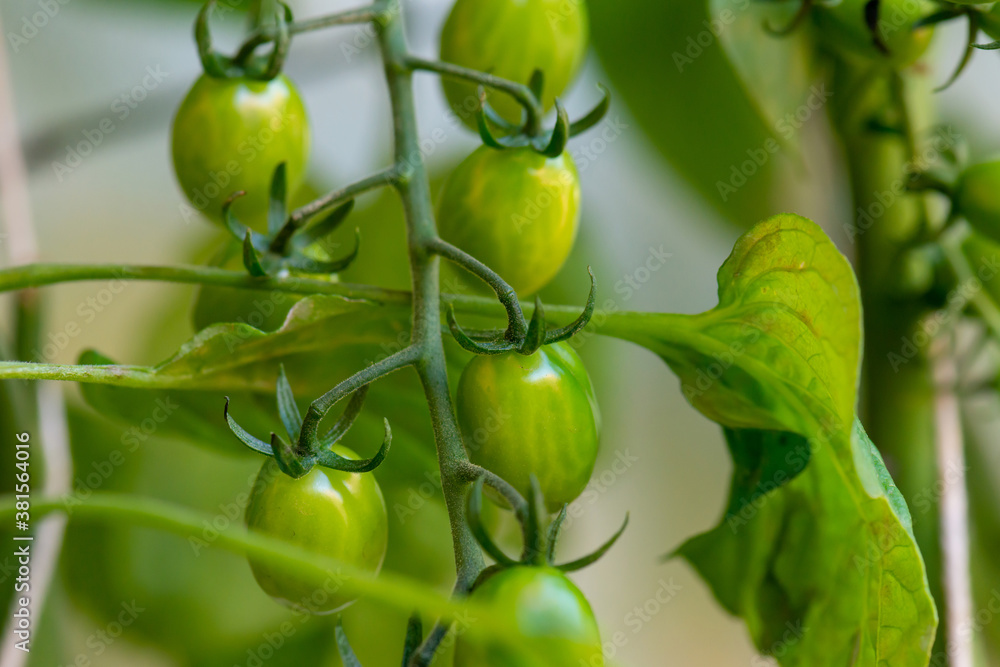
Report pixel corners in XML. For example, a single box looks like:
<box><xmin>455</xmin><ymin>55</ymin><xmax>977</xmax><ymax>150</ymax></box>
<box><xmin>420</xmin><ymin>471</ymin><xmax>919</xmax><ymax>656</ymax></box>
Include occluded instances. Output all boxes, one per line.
<box><xmin>437</xmin><ymin>146</ymin><xmax>581</xmax><ymax>296</ymax></box>
<box><xmin>172</xmin><ymin>74</ymin><xmax>309</xmax><ymax>232</ymax></box>
<box><xmin>456</xmin><ymin>342</ymin><xmax>600</xmax><ymax>512</ymax></box>
<box><xmin>244</xmin><ymin>448</ymin><xmax>388</xmax><ymax>614</ymax></box>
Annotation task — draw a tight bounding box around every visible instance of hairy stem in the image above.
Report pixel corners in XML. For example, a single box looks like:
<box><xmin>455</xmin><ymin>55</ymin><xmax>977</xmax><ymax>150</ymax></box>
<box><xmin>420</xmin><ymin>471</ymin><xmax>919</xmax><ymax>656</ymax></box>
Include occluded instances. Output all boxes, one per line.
<box><xmin>405</xmin><ymin>56</ymin><xmax>544</xmax><ymax>135</ymax></box>
<box><xmin>378</xmin><ymin>1</ymin><xmax>485</xmax><ymax>661</ymax></box>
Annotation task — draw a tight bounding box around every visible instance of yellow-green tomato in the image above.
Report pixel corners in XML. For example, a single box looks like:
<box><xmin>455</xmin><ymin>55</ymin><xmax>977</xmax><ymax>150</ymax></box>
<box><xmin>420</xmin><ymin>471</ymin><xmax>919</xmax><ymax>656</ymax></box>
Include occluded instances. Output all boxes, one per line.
<box><xmin>457</xmin><ymin>342</ymin><xmax>600</xmax><ymax>512</ymax></box>
<box><xmin>437</xmin><ymin>146</ymin><xmax>581</xmax><ymax>296</ymax></box>
<box><xmin>812</xmin><ymin>0</ymin><xmax>934</xmax><ymax>66</ymax></box>
<box><xmin>440</xmin><ymin>0</ymin><xmax>589</xmax><ymax>128</ymax></box>
<box><xmin>172</xmin><ymin>74</ymin><xmax>310</xmax><ymax>232</ymax></box>
<box><xmin>244</xmin><ymin>450</ymin><xmax>388</xmax><ymax>614</ymax></box>
<box><xmin>957</xmin><ymin>161</ymin><xmax>1000</xmax><ymax>245</ymax></box>
<box><xmin>453</xmin><ymin>567</ymin><xmax>604</xmax><ymax>667</ymax></box>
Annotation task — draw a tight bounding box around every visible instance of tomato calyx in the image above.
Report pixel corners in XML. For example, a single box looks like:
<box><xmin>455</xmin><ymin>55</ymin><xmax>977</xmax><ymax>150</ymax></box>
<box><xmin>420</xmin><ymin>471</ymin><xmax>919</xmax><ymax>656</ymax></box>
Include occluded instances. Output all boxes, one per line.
<box><xmin>464</xmin><ymin>472</ymin><xmax>629</xmax><ymax>583</ymax></box>
<box><xmin>445</xmin><ymin>269</ymin><xmax>597</xmax><ymax>356</ymax></box>
<box><xmin>196</xmin><ymin>0</ymin><xmax>294</xmax><ymax>81</ymax></box>
<box><xmin>225</xmin><ymin>365</ymin><xmax>392</xmax><ymax>478</ymax></box>
<box><xmin>222</xmin><ymin>163</ymin><xmax>361</xmax><ymax>279</ymax></box>
<box><xmin>475</xmin><ymin>78</ymin><xmax>612</xmax><ymax>158</ymax></box>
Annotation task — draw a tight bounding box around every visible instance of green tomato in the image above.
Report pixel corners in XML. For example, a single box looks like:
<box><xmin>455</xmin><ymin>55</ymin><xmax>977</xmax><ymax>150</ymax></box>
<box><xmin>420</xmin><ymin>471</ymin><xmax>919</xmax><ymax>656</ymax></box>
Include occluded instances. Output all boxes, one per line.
<box><xmin>440</xmin><ymin>0</ymin><xmax>589</xmax><ymax>128</ymax></box>
<box><xmin>453</xmin><ymin>567</ymin><xmax>603</xmax><ymax>667</ymax></box>
<box><xmin>172</xmin><ymin>74</ymin><xmax>310</xmax><ymax>232</ymax></box>
<box><xmin>812</xmin><ymin>0</ymin><xmax>934</xmax><ymax>66</ymax></box>
<box><xmin>961</xmin><ymin>232</ymin><xmax>1000</xmax><ymax>304</ymax></box>
<box><xmin>457</xmin><ymin>342</ymin><xmax>600</xmax><ymax>512</ymax></box>
<box><xmin>437</xmin><ymin>146</ymin><xmax>581</xmax><ymax>296</ymax></box>
<box><xmin>957</xmin><ymin>161</ymin><xmax>1000</xmax><ymax>244</ymax></box>
<box><xmin>244</xmin><ymin>450</ymin><xmax>388</xmax><ymax>614</ymax></box>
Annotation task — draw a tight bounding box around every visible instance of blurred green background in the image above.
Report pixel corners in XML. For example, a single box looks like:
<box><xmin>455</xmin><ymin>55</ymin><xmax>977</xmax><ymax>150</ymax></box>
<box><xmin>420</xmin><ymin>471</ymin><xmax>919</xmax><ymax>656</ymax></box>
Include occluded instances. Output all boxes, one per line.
<box><xmin>0</xmin><ymin>0</ymin><xmax>996</xmax><ymax>665</ymax></box>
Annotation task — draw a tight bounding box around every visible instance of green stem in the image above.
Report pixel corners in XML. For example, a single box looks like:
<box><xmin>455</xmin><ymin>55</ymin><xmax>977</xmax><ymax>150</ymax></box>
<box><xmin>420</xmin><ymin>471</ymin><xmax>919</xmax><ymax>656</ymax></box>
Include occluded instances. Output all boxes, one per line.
<box><xmin>378</xmin><ymin>3</ymin><xmax>485</xmax><ymax>660</ymax></box>
<box><xmin>272</xmin><ymin>167</ymin><xmax>400</xmax><ymax>252</ymax></box>
<box><xmin>0</xmin><ymin>263</ymin><xmax>407</xmax><ymax>303</ymax></box>
<box><xmin>405</xmin><ymin>56</ymin><xmax>544</xmax><ymax>135</ymax></box>
<box><xmin>233</xmin><ymin>5</ymin><xmax>387</xmax><ymax>64</ymax></box>
<box><xmin>0</xmin><ymin>492</ymin><xmax>516</xmax><ymax>639</ymax></box>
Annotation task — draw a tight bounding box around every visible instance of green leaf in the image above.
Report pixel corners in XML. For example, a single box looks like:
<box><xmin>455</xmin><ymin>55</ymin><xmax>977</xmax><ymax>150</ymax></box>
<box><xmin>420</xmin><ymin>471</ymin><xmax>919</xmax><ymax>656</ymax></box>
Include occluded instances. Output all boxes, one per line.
<box><xmin>600</xmin><ymin>214</ymin><xmax>938</xmax><ymax>665</ymax></box>
<box><xmin>618</xmin><ymin>213</ymin><xmax>861</xmax><ymax>434</ymax></box>
<box><xmin>75</xmin><ymin>295</ymin><xmax>411</xmax><ymax>453</ymax></box>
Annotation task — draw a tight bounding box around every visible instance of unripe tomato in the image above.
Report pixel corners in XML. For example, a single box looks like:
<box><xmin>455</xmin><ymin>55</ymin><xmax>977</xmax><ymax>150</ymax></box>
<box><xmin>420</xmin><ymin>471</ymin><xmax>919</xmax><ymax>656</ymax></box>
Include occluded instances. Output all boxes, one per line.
<box><xmin>812</xmin><ymin>0</ymin><xmax>934</xmax><ymax>67</ymax></box>
<box><xmin>456</xmin><ymin>342</ymin><xmax>600</xmax><ymax>512</ymax></box>
<box><xmin>440</xmin><ymin>0</ymin><xmax>589</xmax><ymax>128</ymax></box>
<box><xmin>244</xmin><ymin>450</ymin><xmax>388</xmax><ymax>614</ymax></box>
<box><xmin>172</xmin><ymin>74</ymin><xmax>310</xmax><ymax>232</ymax></box>
<box><xmin>453</xmin><ymin>567</ymin><xmax>603</xmax><ymax>667</ymax></box>
<box><xmin>957</xmin><ymin>161</ymin><xmax>1000</xmax><ymax>244</ymax></box>
<box><xmin>437</xmin><ymin>146</ymin><xmax>581</xmax><ymax>296</ymax></box>
<box><xmin>961</xmin><ymin>232</ymin><xmax>1000</xmax><ymax>304</ymax></box>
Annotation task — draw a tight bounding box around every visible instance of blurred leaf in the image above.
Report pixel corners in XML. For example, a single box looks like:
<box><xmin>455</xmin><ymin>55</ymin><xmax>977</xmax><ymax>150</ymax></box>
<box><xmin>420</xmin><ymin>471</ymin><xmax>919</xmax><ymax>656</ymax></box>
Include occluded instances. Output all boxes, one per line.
<box><xmin>708</xmin><ymin>0</ymin><xmax>818</xmax><ymax>151</ymax></box>
<box><xmin>600</xmin><ymin>214</ymin><xmax>938</xmax><ymax>664</ymax></box>
<box><xmin>589</xmin><ymin>0</ymin><xmax>781</xmax><ymax>225</ymax></box>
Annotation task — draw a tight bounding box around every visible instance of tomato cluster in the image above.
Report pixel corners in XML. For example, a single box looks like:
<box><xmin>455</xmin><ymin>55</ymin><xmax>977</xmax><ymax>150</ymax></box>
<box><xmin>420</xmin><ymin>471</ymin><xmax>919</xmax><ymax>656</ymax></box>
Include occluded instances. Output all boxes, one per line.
<box><xmin>171</xmin><ymin>0</ymin><xmax>608</xmax><ymax>661</ymax></box>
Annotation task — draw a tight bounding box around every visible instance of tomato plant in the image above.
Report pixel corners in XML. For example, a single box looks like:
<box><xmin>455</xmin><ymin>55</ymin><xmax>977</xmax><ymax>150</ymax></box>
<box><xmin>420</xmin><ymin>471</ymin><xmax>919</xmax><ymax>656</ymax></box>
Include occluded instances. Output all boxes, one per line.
<box><xmin>244</xmin><ymin>451</ymin><xmax>388</xmax><ymax>614</ymax></box>
<box><xmin>437</xmin><ymin>146</ymin><xmax>581</xmax><ymax>296</ymax></box>
<box><xmin>8</xmin><ymin>0</ymin><xmax>991</xmax><ymax>664</ymax></box>
<box><xmin>456</xmin><ymin>342</ymin><xmax>599</xmax><ymax>511</ymax></box>
<box><xmin>440</xmin><ymin>0</ymin><xmax>589</xmax><ymax>127</ymax></box>
<box><xmin>172</xmin><ymin>74</ymin><xmax>310</xmax><ymax>232</ymax></box>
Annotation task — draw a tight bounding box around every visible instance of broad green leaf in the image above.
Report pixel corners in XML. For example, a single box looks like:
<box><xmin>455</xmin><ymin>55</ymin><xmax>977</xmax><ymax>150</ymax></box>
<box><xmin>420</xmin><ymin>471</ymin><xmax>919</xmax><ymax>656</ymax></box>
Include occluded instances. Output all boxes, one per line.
<box><xmin>599</xmin><ymin>214</ymin><xmax>937</xmax><ymax>665</ymax></box>
<box><xmin>616</xmin><ymin>213</ymin><xmax>861</xmax><ymax>434</ymax></box>
<box><xmin>708</xmin><ymin>0</ymin><xmax>818</xmax><ymax>150</ymax></box>
<box><xmin>589</xmin><ymin>0</ymin><xmax>781</xmax><ymax>225</ymax></box>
